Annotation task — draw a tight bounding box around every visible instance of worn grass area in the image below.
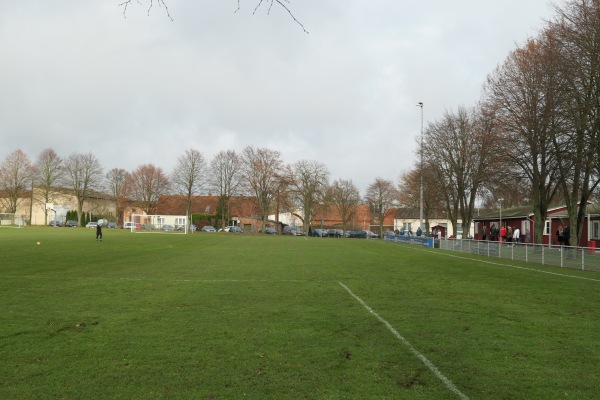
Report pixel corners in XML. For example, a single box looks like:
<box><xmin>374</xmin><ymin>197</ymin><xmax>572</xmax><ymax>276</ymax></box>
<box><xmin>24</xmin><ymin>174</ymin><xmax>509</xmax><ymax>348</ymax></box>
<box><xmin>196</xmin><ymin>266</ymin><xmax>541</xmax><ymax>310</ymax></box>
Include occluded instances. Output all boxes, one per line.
<box><xmin>1</xmin><ymin>227</ymin><xmax>599</xmax><ymax>399</ymax></box>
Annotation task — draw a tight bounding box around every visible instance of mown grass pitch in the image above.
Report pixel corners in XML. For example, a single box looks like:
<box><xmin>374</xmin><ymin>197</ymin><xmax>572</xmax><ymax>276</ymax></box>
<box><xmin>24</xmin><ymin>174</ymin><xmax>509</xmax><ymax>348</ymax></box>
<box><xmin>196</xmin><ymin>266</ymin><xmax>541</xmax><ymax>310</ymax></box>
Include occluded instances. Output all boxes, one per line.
<box><xmin>1</xmin><ymin>228</ymin><xmax>599</xmax><ymax>399</ymax></box>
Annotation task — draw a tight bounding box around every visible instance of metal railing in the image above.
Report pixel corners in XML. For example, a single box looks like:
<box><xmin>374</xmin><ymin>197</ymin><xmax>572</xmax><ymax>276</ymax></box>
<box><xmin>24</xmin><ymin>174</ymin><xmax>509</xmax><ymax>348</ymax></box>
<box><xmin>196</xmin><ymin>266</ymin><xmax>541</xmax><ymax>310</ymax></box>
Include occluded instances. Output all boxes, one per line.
<box><xmin>437</xmin><ymin>239</ymin><xmax>600</xmax><ymax>272</ymax></box>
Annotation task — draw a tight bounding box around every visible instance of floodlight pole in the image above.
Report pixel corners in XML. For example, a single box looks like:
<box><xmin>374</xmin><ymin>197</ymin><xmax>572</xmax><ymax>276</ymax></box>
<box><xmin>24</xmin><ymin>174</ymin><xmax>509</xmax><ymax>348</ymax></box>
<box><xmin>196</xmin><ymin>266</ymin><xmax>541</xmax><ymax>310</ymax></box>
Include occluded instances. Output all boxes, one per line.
<box><xmin>417</xmin><ymin>102</ymin><xmax>424</xmax><ymax>232</ymax></box>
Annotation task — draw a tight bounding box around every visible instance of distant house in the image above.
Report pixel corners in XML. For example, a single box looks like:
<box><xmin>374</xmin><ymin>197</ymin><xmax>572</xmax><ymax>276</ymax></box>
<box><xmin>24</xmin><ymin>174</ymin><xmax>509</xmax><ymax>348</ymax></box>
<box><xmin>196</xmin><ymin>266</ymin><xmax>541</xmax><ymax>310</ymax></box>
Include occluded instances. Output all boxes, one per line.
<box><xmin>154</xmin><ymin>195</ymin><xmax>261</xmax><ymax>232</ymax></box>
<box><xmin>309</xmin><ymin>204</ymin><xmax>375</xmax><ymax>231</ymax></box>
<box><xmin>1</xmin><ymin>187</ymin><xmax>117</xmax><ymax>226</ymax></box>
<box><xmin>393</xmin><ymin>208</ymin><xmax>473</xmax><ymax>238</ymax></box>
<box><xmin>472</xmin><ymin>203</ymin><xmax>600</xmax><ymax>247</ymax></box>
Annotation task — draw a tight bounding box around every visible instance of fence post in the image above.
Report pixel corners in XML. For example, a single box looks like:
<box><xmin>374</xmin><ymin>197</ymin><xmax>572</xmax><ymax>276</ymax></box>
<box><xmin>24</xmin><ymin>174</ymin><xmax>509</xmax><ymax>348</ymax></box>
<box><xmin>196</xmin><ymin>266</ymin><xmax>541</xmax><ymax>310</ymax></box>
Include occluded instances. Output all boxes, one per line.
<box><xmin>542</xmin><ymin>244</ymin><xmax>545</xmax><ymax>265</ymax></box>
<box><xmin>581</xmin><ymin>248</ymin><xmax>585</xmax><ymax>271</ymax></box>
<box><xmin>560</xmin><ymin>247</ymin><xmax>563</xmax><ymax>268</ymax></box>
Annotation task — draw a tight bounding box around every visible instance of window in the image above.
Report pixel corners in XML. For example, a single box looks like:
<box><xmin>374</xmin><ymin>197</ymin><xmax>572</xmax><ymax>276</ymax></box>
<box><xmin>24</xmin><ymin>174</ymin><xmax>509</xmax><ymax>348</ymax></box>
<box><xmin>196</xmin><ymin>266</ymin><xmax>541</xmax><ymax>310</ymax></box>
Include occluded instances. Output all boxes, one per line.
<box><xmin>544</xmin><ymin>220</ymin><xmax>551</xmax><ymax>235</ymax></box>
<box><xmin>592</xmin><ymin>221</ymin><xmax>600</xmax><ymax>240</ymax></box>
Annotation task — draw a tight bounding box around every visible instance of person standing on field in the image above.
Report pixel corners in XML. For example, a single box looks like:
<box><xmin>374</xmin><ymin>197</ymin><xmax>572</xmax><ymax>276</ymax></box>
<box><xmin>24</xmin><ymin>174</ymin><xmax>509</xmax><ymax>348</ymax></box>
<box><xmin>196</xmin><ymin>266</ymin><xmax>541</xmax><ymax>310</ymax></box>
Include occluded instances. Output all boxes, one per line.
<box><xmin>490</xmin><ymin>224</ymin><xmax>498</xmax><ymax>241</ymax></box>
<box><xmin>513</xmin><ymin>226</ymin><xmax>520</xmax><ymax>245</ymax></box>
<box><xmin>557</xmin><ymin>225</ymin><xmax>564</xmax><ymax>250</ymax></box>
<box><xmin>500</xmin><ymin>225</ymin><xmax>507</xmax><ymax>243</ymax></box>
<box><xmin>96</xmin><ymin>223</ymin><xmax>103</xmax><ymax>241</ymax></box>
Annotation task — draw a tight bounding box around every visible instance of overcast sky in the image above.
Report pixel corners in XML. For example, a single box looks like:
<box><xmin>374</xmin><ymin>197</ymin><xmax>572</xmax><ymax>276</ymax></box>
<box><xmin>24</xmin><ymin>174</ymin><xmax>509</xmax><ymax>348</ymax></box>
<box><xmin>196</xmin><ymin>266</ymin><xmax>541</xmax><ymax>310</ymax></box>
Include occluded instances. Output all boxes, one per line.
<box><xmin>0</xmin><ymin>0</ymin><xmax>559</xmax><ymax>193</ymax></box>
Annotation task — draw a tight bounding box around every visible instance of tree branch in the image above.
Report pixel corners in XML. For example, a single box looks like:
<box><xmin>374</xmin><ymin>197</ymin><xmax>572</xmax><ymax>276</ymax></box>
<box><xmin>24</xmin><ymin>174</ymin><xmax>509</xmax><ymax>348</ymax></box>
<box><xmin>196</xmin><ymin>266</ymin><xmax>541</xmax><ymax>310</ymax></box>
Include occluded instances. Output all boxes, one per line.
<box><xmin>252</xmin><ymin>0</ymin><xmax>309</xmax><ymax>34</ymax></box>
<box><xmin>119</xmin><ymin>1</ymin><xmax>307</xmax><ymax>33</ymax></box>
<box><xmin>119</xmin><ymin>0</ymin><xmax>173</xmax><ymax>21</ymax></box>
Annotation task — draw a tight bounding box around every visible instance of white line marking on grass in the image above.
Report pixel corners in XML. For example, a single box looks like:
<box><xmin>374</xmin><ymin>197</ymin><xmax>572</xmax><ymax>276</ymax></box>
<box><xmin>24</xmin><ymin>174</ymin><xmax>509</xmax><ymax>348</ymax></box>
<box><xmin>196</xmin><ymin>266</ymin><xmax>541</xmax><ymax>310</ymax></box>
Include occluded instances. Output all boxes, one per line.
<box><xmin>338</xmin><ymin>281</ymin><xmax>470</xmax><ymax>400</ymax></box>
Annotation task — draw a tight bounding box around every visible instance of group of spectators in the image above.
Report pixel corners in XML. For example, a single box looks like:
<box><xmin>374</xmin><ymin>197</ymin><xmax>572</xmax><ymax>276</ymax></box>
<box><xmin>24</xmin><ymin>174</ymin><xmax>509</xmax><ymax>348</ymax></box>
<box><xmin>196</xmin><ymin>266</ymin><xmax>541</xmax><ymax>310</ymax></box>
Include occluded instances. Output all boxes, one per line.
<box><xmin>482</xmin><ymin>224</ymin><xmax>521</xmax><ymax>244</ymax></box>
<box><xmin>556</xmin><ymin>225</ymin><xmax>571</xmax><ymax>249</ymax></box>
<box><xmin>482</xmin><ymin>223</ymin><xmax>572</xmax><ymax>250</ymax></box>
<box><xmin>394</xmin><ymin>227</ymin><xmax>425</xmax><ymax>237</ymax></box>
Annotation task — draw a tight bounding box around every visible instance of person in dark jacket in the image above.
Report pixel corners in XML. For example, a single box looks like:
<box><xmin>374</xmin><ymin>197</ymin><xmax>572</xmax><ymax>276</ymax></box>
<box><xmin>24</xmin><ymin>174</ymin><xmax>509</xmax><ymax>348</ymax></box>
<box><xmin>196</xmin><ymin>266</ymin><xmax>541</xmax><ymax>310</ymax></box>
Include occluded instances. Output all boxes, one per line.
<box><xmin>96</xmin><ymin>223</ymin><xmax>103</xmax><ymax>241</ymax></box>
<box><xmin>563</xmin><ymin>225</ymin><xmax>570</xmax><ymax>247</ymax></box>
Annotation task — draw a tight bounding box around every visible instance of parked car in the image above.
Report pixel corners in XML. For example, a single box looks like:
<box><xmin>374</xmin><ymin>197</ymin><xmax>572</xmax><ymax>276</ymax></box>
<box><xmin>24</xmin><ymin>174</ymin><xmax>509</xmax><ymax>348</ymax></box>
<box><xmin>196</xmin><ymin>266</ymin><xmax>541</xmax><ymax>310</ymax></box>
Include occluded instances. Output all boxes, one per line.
<box><xmin>264</xmin><ymin>227</ymin><xmax>277</xmax><ymax>235</ymax></box>
<box><xmin>201</xmin><ymin>226</ymin><xmax>217</xmax><ymax>232</ymax></box>
<box><xmin>365</xmin><ymin>230</ymin><xmax>379</xmax><ymax>239</ymax></box>
<box><xmin>345</xmin><ymin>230</ymin><xmax>360</xmax><ymax>238</ymax></box>
<box><xmin>347</xmin><ymin>230</ymin><xmax>378</xmax><ymax>239</ymax></box>
<box><xmin>107</xmin><ymin>222</ymin><xmax>117</xmax><ymax>229</ymax></box>
<box><xmin>161</xmin><ymin>224</ymin><xmax>175</xmax><ymax>231</ymax></box>
<box><xmin>219</xmin><ymin>225</ymin><xmax>243</xmax><ymax>233</ymax></box>
<box><xmin>283</xmin><ymin>226</ymin><xmax>304</xmax><ymax>236</ymax></box>
<box><xmin>350</xmin><ymin>230</ymin><xmax>379</xmax><ymax>239</ymax></box>
<box><xmin>48</xmin><ymin>220</ymin><xmax>62</xmax><ymax>227</ymax></box>
<box><xmin>65</xmin><ymin>220</ymin><xmax>78</xmax><ymax>227</ymax></box>
<box><xmin>86</xmin><ymin>222</ymin><xmax>98</xmax><ymax>228</ymax></box>
<box><xmin>309</xmin><ymin>228</ymin><xmax>327</xmax><ymax>237</ymax></box>
<box><xmin>122</xmin><ymin>222</ymin><xmax>141</xmax><ymax>230</ymax></box>
<box><xmin>383</xmin><ymin>231</ymin><xmax>396</xmax><ymax>238</ymax></box>
<box><xmin>327</xmin><ymin>229</ymin><xmax>343</xmax><ymax>238</ymax></box>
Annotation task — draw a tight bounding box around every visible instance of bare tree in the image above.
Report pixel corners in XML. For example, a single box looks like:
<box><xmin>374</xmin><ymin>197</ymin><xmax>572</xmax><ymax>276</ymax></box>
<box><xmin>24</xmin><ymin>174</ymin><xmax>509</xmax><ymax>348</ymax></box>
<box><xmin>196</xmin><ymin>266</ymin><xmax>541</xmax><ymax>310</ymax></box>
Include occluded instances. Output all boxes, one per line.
<box><xmin>484</xmin><ymin>36</ymin><xmax>561</xmax><ymax>244</ymax></box>
<box><xmin>478</xmin><ymin>175</ymin><xmax>532</xmax><ymax>211</ymax></box>
<box><xmin>209</xmin><ymin>150</ymin><xmax>242</xmax><ymax>229</ymax></box>
<box><xmin>0</xmin><ymin>149</ymin><xmax>34</xmax><ymax>214</ymax></box>
<box><xmin>365</xmin><ymin>177</ymin><xmax>398</xmax><ymax>235</ymax></box>
<box><xmin>549</xmin><ymin>1</ymin><xmax>600</xmax><ymax>246</ymax></box>
<box><xmin>171</xmin><ymin>149</ymin><xmax>206</xmax><ymax>221</ymax></box>
<box><xmin>124</xmin><ymin>164</ymin><xmax>170</xmax><ymax>214</ymax></box>
<box><xmin>106</xmin><ymin>168</ymin><xmax>130</xmax><ymax>225</ymax></box>
<box><xmin>292</xmin><ymin>160</ymin><xmax>329</xmax><ymax>232</ymax></box>
<box><xmin>422</xmin><ymin>106</ymin><xmax>496</xmax><ymax>237</ymax></box>
<box><xmin>398</xmin><ymin>167</ymin><xmax>446</xmax><ymax>227</ymax></box>
<box><xmin>33</xmin><ymin>148</ymin><xmax>63</xmax><ymax>224</ymax></box>
<box><xmin>327</xmin><ymin>179</ymin><xmax>360</xmax><ymax>232</ymax></box>
<box><xmin>63</xmin><ymin>153</ymin><xmax>104</xmax><ymax>225</ymax></box>
<box><xmin>272</xmin><ymin>169</ymin><xmax>296</xmax><ymax>232</ymax></box>
<box><xmin>240</xmin><ymin>146</ymin><xmax>284</xmax><ymax>229</ymax></box>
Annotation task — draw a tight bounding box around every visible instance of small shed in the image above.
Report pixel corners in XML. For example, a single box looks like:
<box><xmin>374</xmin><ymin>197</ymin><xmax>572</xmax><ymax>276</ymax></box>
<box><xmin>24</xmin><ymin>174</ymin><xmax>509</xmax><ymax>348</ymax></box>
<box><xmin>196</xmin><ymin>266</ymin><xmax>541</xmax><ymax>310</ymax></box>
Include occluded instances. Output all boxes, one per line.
<box><xmin>473</xmin><ymin>203</ymin><xmax>600</xmax><ymax>247</ymax></box>
<box><xmin>473</xmin><ymin>206</ymin><xmax>533</xmax><ymax>243</ymax></box>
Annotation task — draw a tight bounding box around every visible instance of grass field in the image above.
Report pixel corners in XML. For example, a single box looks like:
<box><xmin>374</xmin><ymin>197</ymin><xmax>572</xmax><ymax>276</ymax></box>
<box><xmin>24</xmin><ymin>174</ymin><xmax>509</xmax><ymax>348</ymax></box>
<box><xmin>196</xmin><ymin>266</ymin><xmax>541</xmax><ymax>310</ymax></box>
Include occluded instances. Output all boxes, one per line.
<box><xmin>1</xmin><ymin>227</ymin><xmax>599</xmax><ymax>399</ymax></box>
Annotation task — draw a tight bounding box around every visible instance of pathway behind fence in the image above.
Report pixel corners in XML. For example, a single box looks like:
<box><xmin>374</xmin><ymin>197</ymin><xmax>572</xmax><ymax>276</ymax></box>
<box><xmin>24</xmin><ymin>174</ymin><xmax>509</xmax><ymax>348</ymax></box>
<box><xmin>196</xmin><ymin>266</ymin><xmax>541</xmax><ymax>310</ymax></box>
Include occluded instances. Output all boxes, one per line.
<box><xmin>436</xmin><ymin>240</ymin><xmax>600</xmax><ymax>272</ymax></box>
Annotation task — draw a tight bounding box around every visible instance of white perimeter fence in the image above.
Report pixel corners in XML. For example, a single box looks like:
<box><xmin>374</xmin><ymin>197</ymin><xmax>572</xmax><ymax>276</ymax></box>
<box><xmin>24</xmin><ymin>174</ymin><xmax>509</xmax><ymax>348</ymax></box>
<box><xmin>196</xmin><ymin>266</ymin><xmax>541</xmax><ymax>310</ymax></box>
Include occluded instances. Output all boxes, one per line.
<box><xmin>437</xmin><ymin>239</ymin><xmax>600</xmax><ymax>272</ymax></box>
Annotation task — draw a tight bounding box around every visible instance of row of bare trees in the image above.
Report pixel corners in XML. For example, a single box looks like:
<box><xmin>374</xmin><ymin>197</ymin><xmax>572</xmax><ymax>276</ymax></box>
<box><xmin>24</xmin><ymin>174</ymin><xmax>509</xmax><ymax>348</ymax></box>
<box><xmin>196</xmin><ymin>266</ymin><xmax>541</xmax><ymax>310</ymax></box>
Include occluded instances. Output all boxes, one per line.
<box><xmin>0</xmin><ymin>146</ymin><xmax>381</xmax><ymax>231</ymax></box>
<box><xmin>399</xmin><ymin>0</ymin><xmax>600</xmax><ymax>245</ymax></box>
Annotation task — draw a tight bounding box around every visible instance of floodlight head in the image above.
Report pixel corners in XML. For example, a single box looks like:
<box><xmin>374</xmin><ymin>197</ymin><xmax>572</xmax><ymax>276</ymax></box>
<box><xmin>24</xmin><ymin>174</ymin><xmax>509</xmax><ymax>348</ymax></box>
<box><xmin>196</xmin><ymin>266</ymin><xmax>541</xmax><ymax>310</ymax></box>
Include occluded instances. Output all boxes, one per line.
<box><xmin>417</xmin><ymin>102</ymin><xmax>423</xmax><ymax>107</ymax></box>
